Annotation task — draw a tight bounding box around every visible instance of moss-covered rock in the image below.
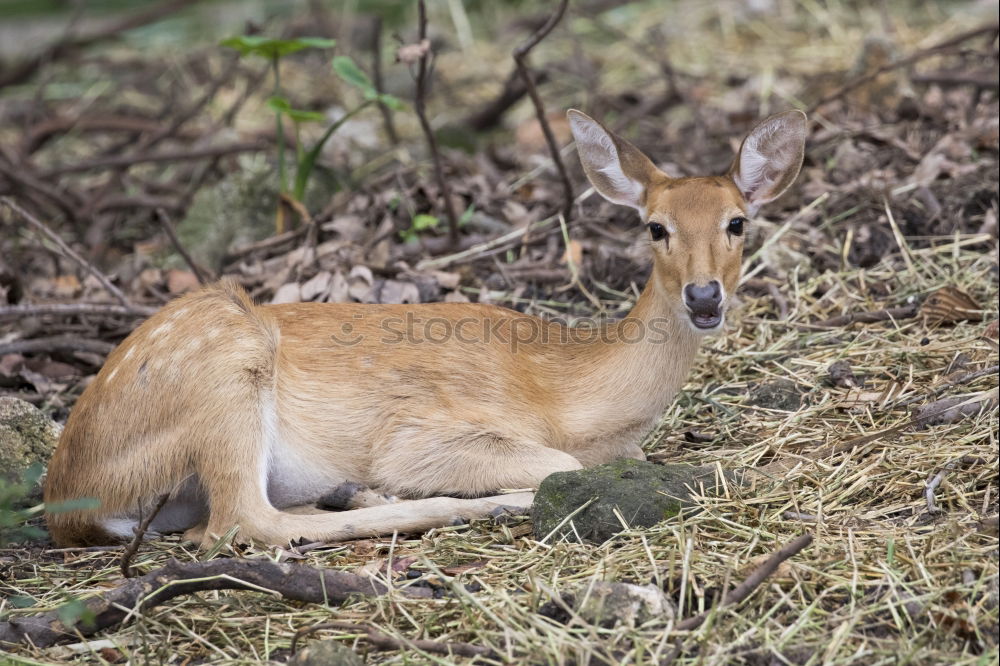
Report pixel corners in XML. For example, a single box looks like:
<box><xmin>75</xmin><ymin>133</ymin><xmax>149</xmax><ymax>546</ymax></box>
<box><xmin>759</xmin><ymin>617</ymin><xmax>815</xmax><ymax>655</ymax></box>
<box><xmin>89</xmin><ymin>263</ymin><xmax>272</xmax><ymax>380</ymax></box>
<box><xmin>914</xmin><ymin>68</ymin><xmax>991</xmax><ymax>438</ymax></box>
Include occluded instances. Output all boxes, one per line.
<box><xmin>289</xmin><ymin>640</ymin><xmax>363</xmax><ymax>666</ymax></box>
<box><xmin>0</xmin><ymin>397</ymin><xmax>60</xmax><ymax>484</ymax></box>
<box><xmin>531</xmin><ymin>458</ymin><xmax>724</xmax><ymax>544</ymax></box>
<box><xmin>174</xmin><ymin>155</ymin><xmax>280</xmax><ymax>271</ymax></box>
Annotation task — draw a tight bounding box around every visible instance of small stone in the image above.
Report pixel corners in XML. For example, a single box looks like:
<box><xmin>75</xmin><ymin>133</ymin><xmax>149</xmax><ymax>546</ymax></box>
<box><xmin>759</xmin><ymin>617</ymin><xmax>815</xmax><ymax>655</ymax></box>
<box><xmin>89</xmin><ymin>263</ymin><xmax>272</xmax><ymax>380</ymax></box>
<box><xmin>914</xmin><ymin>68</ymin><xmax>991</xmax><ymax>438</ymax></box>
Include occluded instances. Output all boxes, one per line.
<box><xmin>747</xmin><ymin>379</ymin><xmax>805</xmax><ymax>411</ymax></box>
<box><xmin>0</xmin><ymin>397</ymin><xmax>61</xmax><ymax>487</ymax></box>
<box><xmin>827</xmin><ymin>360</ymin><xmax>859</xmax><ymax>388</ymax></box>
<box><xmin>574</xmin><ymin>581</ymin><xmax>675</xmax><ymax>627</ymax></box>
<box><xmin>288</xmin><ymin>640</ymin><xmax>363</xmax><ymax>666</ymax></box>
<box><xmin>531</xmin><ymin>458</ymin><xmax>727</xmax><ymax>543</ymax></box>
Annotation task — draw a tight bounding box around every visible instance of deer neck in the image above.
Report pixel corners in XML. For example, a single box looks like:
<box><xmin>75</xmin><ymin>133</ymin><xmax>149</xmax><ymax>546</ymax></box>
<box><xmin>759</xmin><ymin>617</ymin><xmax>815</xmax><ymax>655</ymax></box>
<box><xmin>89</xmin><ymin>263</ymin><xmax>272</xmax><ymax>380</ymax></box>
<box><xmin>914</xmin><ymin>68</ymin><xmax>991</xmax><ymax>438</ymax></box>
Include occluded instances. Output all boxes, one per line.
<box><xmin>556</xmin><ymin>270</ymin><xmax>703</xmax><ymax>447</ymax></box>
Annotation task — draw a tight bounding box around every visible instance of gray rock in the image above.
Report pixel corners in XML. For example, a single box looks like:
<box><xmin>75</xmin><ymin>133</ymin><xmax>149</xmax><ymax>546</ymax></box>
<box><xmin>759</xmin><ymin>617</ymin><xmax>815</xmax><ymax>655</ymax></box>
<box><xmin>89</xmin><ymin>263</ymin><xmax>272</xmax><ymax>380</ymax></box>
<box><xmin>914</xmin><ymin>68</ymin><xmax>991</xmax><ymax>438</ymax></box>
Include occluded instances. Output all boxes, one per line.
<box><xmin>574</xmin><ymin>581</ymin><xmax>675</xmax><ymax>627</ymax></box>
<box><xmin>531</xmin><ymin>458</ymin><xmax>725</xmax><ymax>543</ymax></box>
<box><xmin>0</xmin><ymin>397</ymin><xmax>60</xmax><ymax>483</ymax></box>
<box><xmin>288</xmin><ymin>640</ymin><xmax>363</xmax><ymax>666</ymax></box>
<box><xmin>748</xmin><ymin>379</ymin><xmax>805</xmax><ymax>411</ymax></box>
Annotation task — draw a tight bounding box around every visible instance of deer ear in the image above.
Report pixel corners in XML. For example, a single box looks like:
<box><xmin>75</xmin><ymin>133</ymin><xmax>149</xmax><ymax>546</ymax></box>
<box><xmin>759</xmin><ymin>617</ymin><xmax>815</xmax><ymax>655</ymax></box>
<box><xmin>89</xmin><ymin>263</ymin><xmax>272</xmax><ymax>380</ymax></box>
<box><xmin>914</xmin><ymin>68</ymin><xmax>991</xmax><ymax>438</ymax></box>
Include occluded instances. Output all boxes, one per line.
<box><xmin>567</xmin><ymin>109</ymin><xmax>661</xmax><ymax>213</ymax></box>
<box><xmin>730</xmin><ymin>110</ymin><xmax>807</xmax><ymax>215</ymax></box>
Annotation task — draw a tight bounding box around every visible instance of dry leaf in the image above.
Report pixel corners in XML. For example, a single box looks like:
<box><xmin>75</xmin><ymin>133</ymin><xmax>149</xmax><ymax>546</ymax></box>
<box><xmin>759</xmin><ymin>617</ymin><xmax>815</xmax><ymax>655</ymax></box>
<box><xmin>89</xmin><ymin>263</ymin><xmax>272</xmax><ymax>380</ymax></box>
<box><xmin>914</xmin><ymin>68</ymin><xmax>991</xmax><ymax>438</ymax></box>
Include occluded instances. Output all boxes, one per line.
<box><xmin>396</xmin><ymin>39</ymin><xmax>430</xmax><ymax>64</ymax></box>
<box><xmin>347</xmin><ymin>265</ymin><xmax>374</xmax><ymax>302</ymax></box>
<box><xmin>300</xmin><ymin>271</ymin><xmax>332</xmax><ymax>301</ymax></box>
<box><xmin>166</xmin><ymin>269</ymin><xmax>199</xmax><ymax>295</ymax></box>
<box><xmin>271</xmin><ymin>282</ymin><xmax>302</xmax><ymax>304</ymax></box>
<box><xmin>916</xmin><ymin>390</ymin><xmax>998</xmax><ymax>427</ymax></box>
<box><xmin>378</xmin><ymin>279</ymin><xmax>420</xmax><ymax>304</ymax></box>
<box><xmin>324</xmin><ymin>271</ymin><xmax>350</xmax><ymax>303</ymax></box>
<box><xmin>920</xmin><ymin>286</ymin><xmax>982</xmax><ymax>325</ymax></box>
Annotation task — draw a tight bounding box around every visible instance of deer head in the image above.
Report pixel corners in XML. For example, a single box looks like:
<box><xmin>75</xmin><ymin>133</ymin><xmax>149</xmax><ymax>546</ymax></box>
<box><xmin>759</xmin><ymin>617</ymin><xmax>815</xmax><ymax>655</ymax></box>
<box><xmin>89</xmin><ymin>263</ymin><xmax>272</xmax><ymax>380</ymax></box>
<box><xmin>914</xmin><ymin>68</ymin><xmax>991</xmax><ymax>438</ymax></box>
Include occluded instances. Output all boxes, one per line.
<box><xmin>568</xmin><ymin>109</ymin><xmax>807</xmax><ymax>332</ymax></box>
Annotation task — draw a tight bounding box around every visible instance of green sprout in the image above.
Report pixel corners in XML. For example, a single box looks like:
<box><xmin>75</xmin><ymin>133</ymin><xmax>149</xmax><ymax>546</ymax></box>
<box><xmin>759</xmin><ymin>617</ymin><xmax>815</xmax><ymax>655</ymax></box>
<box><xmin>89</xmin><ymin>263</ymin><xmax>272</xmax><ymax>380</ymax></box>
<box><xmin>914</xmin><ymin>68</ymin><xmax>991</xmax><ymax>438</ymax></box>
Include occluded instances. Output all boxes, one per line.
<box><xmin>221</xmin><ymin>37</ymin><xmax>403</xmax><ymax>220</ymax></box>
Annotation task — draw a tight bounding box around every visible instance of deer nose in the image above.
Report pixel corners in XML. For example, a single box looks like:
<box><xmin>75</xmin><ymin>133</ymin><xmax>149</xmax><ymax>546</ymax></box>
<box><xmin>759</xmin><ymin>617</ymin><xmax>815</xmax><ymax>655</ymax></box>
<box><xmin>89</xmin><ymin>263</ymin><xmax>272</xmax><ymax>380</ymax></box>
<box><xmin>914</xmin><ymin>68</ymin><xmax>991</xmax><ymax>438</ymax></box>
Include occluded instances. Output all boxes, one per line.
<box><xmin>683</xmin><ymin>281</ymin><xmax>722</xmax><ymax>314</ymax></box>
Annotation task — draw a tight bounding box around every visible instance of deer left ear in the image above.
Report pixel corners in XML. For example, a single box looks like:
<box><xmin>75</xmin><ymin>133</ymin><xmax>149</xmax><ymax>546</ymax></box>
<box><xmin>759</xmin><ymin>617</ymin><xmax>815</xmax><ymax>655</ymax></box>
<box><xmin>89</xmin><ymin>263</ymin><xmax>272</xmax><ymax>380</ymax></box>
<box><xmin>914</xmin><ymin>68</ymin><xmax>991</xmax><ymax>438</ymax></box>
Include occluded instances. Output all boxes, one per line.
<box><xmin>729</xmin><ymin>110</ymin><xmax>807</xmax><ymax>216</ymax></box>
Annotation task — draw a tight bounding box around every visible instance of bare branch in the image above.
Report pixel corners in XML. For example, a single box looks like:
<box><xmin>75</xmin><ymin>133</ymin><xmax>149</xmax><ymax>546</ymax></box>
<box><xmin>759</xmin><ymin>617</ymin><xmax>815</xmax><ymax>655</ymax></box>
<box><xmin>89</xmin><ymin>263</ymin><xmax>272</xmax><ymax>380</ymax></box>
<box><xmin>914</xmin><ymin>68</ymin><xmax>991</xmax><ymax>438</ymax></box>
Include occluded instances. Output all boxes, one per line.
<box><xmin>120</xmin><ymin>494</ymin><xmax>170</xmax><ymax>578</ymax></box>
<box><xmin>1</xmin><ymin>197</ymin><xmax>132</xmax><ymax>307</ymax></box>
<box><xmin>0</xmin><ymin>335</ymin><xmax>115</xmax><ymax>357</ymax></box>
<box><xmin>155</xmin><ymin>208</ymin><xmax>212</xmax><ymax>285</ymax></box>
<box><xmin>0</xmin><ymin>558</ymin><xmax>430</xmax><ymax>647</ymax></box>
<box><xmin>673</xmin><ymin>533</ymin><xmax>813</xmax><ymax>632</ymax></box>
<box><xmin>512</xmin><ymin>0</ymin><xmax>573</xmax><ymax>223</ymax></box>
<box><xmin>413</xmin><ymin>0</ymin><xmax>461</xmax><ymax>248</ymax></box>
<box><xmin>0</xmin><ymin>303</ymin><xmax>156</xmax><ymax>322</ymax></box>
<box><xmin>808</xmin><ymin>21</ymin><xmax>999</xmax><ymax>113</ymax></box>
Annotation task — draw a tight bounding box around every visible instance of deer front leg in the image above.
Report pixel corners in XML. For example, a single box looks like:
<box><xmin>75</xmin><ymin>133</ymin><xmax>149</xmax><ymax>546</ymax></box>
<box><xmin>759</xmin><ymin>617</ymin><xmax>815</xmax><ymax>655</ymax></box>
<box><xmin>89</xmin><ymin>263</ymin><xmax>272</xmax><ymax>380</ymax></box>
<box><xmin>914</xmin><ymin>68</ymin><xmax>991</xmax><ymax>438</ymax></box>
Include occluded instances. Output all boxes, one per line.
<box><xmin>368</xmin><ymin>424</ymin><xmax>583</xmax><ymax>499</ymax></box>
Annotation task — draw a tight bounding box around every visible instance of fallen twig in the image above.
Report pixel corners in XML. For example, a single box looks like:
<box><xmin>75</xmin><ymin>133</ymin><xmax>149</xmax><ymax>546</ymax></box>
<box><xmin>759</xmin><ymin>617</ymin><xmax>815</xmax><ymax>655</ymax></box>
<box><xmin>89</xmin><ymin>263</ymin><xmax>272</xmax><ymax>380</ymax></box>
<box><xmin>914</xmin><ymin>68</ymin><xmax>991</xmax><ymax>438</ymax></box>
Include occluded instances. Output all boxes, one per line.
<box><xmin>0</xmin><ymin>303</ymin><xmax>156</xmax><ymax>322</ymax></box>
<box><xmin>925</xmin><ymin>456</ymin><xmax>988</xmax><ymax>514</ymax></box>
<box><xmin>911</xmin><ymin>71</ymin><xmax>999</xmax><ymax>89</ymax></box>
<box><xmin>809</xmin><ymin>304</ymin><xmax>919</xmax><ymax>329</ymax></box>
<box><xmin>758</xmin><ymin>389</ymin><xmax>998</xmax><ymax>477</ymax></box>
<box><xmin>462</xmin><ymin>67</ymin><xmax>551</xmax><ymax>132</ymax></box>
<box><xmin>0</xmin><ymin>335</ymin><xmax>116</xmax><ymax>357</ymax></box>
<box><xmin>0</xmin><ymin>155</ymin><xmax>85</xmax><ymax>225</ymax></box>
<box><xmin>38</xmin><ymin>141</ymin><xmax>268</xmax><ymax>178</ymax></box>
<box><xmin>0</xmin><ymin>558</ymin><xmax>429</xmax><ymax>647</ymax></box>
<box><xmin>0</xmin><ymin>0</ymin><xmax>201</xmax><ymax>90</ymax></box>
<box><xmin>412</xmin><ymin>0</ymin><xmax>460</xmax><ymax>248</ymax></box>
<box><xmin>2</xmin><ymin>196</ymin><xmax>132</xmax><ymax>307</ymax></box>
<box><xmin>155</xmin><ymin>208</ymin><xmax>212</xmax><ymax>285</ymax></box>
<box><xmin>119</xmin><ymin>494</ymin><xmax>169</xmax><ymax>578</ymax></box>
<box><xmin>896</xmin><ymin>364</ymin><xmax>999</xmax><ymax>407</ymax></box>
<box><xmin>512</xmin><ymin>0</ymin><xmax>573</xmax><ymax>223</ymax></box>
<box><xmin>808</xmin><ymin>21</ymin><xmax>999</xmax><ymax>113</ymax></box>
<box><xmin>291</xmin><ymin>621</ymin><xmax>493</xmax><ymax>660</ymax></box>
<box><xmin>672</xmin><ymin>533</ymin><xmax>813</xmax><ymax>632</ymax></box>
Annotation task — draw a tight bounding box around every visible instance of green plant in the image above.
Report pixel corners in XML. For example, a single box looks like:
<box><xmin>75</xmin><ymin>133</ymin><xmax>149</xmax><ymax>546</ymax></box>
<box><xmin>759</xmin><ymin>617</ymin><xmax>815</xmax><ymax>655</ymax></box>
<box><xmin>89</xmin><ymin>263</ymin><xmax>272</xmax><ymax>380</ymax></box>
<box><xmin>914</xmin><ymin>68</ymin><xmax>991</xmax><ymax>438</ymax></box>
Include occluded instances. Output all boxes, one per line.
<box><xmin>1</xmin><ymin>464</ymin><xmax>100</xmax><ymax>546</ymax></box>
<box><xmin>399</xmin><ymin>205</ymin><xmax>474</xmax><ymax>243</ymax></box>
<box><xmin>221</xmin><ymin>36</ymin><xmax>403</xmax><ymax>212</ymax></box>
<box><xmin>0</xmin><ymin>464</ymin><xmax>45</xmax><ymax>545</ymax></box>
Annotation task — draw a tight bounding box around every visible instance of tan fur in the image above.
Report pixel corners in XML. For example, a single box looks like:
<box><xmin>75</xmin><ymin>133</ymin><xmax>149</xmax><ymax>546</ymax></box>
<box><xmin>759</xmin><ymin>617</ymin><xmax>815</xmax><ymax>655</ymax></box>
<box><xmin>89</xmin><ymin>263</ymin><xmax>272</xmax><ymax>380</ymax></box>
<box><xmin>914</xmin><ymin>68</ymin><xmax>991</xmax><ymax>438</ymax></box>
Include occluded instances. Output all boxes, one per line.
<box><xmin>44</xmin><ymin>110</ymin><xmax>806</xmax><ymax>548</ymax></box>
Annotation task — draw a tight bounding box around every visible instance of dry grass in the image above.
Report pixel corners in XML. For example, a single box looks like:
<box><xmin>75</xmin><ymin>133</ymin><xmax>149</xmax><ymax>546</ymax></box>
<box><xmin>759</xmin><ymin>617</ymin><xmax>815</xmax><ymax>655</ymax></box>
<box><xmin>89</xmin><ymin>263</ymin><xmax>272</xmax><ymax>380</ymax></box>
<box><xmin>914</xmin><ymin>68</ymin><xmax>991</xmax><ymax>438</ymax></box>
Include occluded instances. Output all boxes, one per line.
<box><xmin>3</xmin><ymin>235</ymin><xmax>996</xmax><ymax>665</ymax></box>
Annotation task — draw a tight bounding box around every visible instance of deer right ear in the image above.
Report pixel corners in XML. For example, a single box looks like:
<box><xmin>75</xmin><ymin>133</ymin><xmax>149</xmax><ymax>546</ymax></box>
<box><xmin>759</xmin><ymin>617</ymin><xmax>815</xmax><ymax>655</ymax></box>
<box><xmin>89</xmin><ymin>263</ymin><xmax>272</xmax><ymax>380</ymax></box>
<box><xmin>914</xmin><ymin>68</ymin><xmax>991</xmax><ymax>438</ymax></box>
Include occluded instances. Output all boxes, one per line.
<box><xmin>567</xmin><ymin>109</ymin><xmax>661</xmax><ymax>213</ymax></box>
<box><xmin>729</xmin><ymin>110</ymin><xmax>808</xmax><ymax>216</ymax></box>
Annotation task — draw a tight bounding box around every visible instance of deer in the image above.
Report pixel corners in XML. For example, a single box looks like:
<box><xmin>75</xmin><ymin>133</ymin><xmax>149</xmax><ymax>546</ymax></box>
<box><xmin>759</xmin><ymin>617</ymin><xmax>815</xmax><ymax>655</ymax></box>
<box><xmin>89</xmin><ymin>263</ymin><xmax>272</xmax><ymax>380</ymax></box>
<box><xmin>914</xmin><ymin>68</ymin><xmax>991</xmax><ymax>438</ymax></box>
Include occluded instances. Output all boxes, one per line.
<box><xmin>44</xmin><ymin>109</ymin><xmax>807</xmax><ymax>548</ymax></box>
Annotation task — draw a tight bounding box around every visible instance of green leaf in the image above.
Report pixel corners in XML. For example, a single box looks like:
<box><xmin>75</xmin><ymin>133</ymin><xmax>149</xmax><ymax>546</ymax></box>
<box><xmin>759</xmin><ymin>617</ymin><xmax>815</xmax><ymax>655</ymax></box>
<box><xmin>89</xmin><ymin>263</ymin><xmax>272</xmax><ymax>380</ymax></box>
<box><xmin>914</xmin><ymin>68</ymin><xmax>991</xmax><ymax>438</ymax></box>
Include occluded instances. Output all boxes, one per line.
<box><xmin>459</xmin><ymin>205</ymin><xmax>475</xmax><ymax>226</ymax></box>
<box><xmin>55</xmin><ymin>598</ymin><xmax>95</xmax><ymax>629</ymax></box>
<box><xmin>378</xmin><ymin>93</ymin><xmax>406</xmax><ymax>111</ymax></box>
<box><xmin>221</xmin><ymin>35</ymin><xmax>336</xmax><ymax>59</ymax></box>
<box><xmin>45</xmin><ymin>497</ymin><xmax>100</xmax><ymax>513</ymax></box>
<box><xmin>412</xmin><ymin>214</ymin><xmax>439</xmax><ymax>231</ymax></box>
<box><xmin>332</xmin><ymin>55</ymin><xmax>374</xmax><ymax>93</ymax></box>
<box><xmin>7</xmin><ymin>595</ymin><xmax>36</xmax><ymax>609</ymax></box>
<box><xmin>267</xmin><ymin>96</ymin><xmax>325</xmax><ymax>123</ymax></box>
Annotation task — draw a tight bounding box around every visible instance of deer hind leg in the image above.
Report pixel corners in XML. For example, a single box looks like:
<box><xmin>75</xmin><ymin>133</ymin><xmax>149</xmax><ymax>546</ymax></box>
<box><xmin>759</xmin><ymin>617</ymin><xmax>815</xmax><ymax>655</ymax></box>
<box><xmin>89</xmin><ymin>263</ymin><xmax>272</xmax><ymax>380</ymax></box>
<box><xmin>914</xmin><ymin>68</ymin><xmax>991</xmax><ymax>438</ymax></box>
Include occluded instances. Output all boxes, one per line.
<box><xmin>369</xmin><ymin>423</ymin><xmax>583</xmax><ymax>499</ymax></box>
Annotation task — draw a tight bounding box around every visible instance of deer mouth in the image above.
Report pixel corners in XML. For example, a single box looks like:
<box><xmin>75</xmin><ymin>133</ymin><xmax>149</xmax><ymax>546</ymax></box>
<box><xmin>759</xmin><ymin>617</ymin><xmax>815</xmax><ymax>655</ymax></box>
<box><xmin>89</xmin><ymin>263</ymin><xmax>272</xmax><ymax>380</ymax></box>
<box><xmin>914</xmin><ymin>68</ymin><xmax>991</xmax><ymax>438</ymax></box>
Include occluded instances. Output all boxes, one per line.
<box><xmin>689</xmin><ymin>310</ymin><xmax>722</xmax><ymax>330</ymax></box>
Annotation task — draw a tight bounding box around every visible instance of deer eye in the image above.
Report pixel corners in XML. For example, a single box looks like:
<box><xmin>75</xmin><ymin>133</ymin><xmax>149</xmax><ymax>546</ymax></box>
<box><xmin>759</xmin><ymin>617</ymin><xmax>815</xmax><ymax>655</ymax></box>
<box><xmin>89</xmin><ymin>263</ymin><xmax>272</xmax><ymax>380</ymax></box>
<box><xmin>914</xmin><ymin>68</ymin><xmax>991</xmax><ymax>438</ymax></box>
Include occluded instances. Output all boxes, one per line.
<box><xmin>727</xmin><ymin>217</ymin><xmax>746</xmax><ymax>236</ymax></box>
<box><xmin>648</xmin><ymin>222</ymin><xmax>668</xmax><ymax>241</ymax></box>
